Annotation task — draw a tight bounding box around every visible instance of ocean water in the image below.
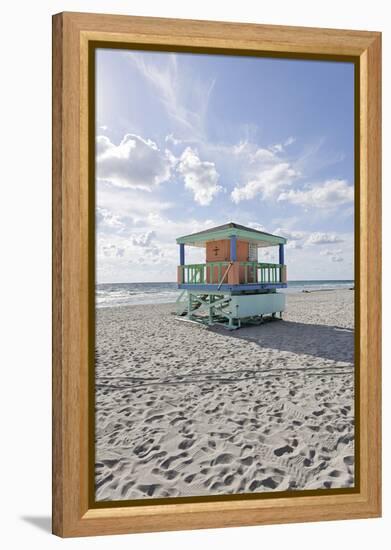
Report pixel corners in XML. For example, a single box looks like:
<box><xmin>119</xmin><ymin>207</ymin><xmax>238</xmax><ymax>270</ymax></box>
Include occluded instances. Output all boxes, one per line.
<box><xmin>96</xmin><ymin>280</ymin><xmax>354</xmax><ymax>308</ymax></box>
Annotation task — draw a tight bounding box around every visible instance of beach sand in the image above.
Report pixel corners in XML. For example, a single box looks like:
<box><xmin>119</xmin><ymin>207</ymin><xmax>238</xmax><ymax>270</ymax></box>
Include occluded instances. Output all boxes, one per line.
<box><xmin>95</xmin><ymin>289</ymin><xmax>355</xmax><ymax>501</ymax></box>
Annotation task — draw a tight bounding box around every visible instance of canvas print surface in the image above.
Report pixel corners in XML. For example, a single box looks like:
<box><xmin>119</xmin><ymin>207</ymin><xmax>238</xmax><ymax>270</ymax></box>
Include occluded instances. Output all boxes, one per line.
<box><xmin>94</xmin><ymin>49</ymin><xmax>355</xmax><ymax>502</ymax></box>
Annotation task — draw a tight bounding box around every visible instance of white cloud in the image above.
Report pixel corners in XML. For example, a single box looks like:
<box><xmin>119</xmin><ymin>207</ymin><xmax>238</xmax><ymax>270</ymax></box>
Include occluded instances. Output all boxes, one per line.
<box><xmin>231</xmin><ymin>141</ymin><xmax>275</xmax><ymax>162</ymax></box>
<box><xmin>101</xmin><ymin>244</ymin><xmax>126</xmax><ymax>258</ymax></box>
<box><xmin>274</xmin><ymin>227</ymin><xmax>305</xmax><ymax>241</ymax></box>
<box><xmin>227</xmin><ymin>140</ymin><xmax>299</xmax><ymax>203</ymax></box>
<box><xmin>96</xmin><ymin>134</ymin><xmax>172</xmax><ymax>190</ymax></box>
<box><xmin>96</xmin><ymin>214</ymin><xmax>223</xmax><ymax>283</ymax></box>
<box><xmin>273</xmin><ymin>227</ymin><xmax>306</xmax><ymax>249</ymax></box>
<box><xmin>127</xmin><ymin>52</ymin><xmax>215</xmax><ymax>140</ymax></box>
<box><xmin>247</xmin><ymin>222</ymin><xmax>267</xmax><ymax>232</ymax></box>
<box><xmin>258</xmin><ymin>249</ymin><xmax>273</xmax><ymax>261</ymax></box>
<box><xmin>307</xmin><ymin>232</ymin><xmax>344</xmax><ymax>245</ymax></box>
<box><xmin>285</xmin><ymin>136</ymin><xmax>296</xmax><ymax>146</ymax></box>
<box><xmin>269</xmin><ymin>136</ymin><xmax>296</xmax><ymax>154</ymax></box>
<box><xmin>287</xmin><ymin>241</ymin><xmax>303</xmax><ymax>250</ymax></box>
<box><xmin>130</xmin><ymin>231</ymin><xmax>162</xmax><ymax>260</ymax></box>
<box><xmin>320</xmin><ymin>248</ymin><xmax>343</xmax><ymax>256</ymax></box>
<box><xmin>272</xmin><ymin>228</ymin><xmax>345</xmax><ymax>251</ymax></box>
<box><xmin>231</xmin><ymin>162</ymin><xmax>298</xmax><ymax>203</ymax></box>
<box><xmin>177</xmin><ymin>147</ymin><xmax>221</xmax><ymax>206</ymax></box>
<box><xmin>96</xmin><ymin>207</ymin><xmax>125</xmax><ymax>233</ymax></box>
<box><xmin>269</xmin><ymin>143</ymin><xmax>284</xmax><ymax>154</ymax></box>
<box><xmin>319</xmin><ymin>248</ymin><xmax>344</xmax><ymax>262</ymax></box>
<box><xmin>97</xmin><ymin>183</ymin><xmax>173</xmax><ymax>225</ymax></box>
<box><xmin>165</xmin><ymin>134</ymin><xmax>181</xmax><ymax>146</ymax></box>
<box><xmin>278</xmin><ymin>179</ymin><xmax>353</xmax><ymax>208</ymax></box>
<box><xmin>131</xmin><ymin>230</ymin><xmax>156</xmax><ymax>247</ymax></box>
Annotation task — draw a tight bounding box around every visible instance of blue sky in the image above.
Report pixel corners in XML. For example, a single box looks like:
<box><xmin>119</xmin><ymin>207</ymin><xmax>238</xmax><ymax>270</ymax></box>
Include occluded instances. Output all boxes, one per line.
<box><xmin>96</xmin><ymin>49</ymin><xmax>355</xmax><ymax>283</ymax></box>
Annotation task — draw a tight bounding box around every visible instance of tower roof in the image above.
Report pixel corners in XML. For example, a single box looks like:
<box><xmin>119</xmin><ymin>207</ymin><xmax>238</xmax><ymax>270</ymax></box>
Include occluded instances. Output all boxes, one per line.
<box><xmin>176</xmin><ymin>222</ymin><xmax>286</xmax><ymax>247</ymax></box>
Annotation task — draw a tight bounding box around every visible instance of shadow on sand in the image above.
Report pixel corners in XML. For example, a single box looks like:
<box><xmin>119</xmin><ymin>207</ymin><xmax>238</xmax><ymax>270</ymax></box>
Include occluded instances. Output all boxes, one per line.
<box><xmin>211</xmin><ymin>320</ymin><xmax>354</xmax><ymax>364</ymax></box>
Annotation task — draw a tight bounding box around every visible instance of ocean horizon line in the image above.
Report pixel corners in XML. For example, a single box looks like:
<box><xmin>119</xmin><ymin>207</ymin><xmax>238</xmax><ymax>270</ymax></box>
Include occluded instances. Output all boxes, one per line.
<box><xmin>97</xmin><ymin>279</ymin><xmax>354</xmax><ymax>286</ymax></box>
<box><xmin>96</xmin><ymin>280</ymin><xmax>354</xmax><ymax>308</ymax></box>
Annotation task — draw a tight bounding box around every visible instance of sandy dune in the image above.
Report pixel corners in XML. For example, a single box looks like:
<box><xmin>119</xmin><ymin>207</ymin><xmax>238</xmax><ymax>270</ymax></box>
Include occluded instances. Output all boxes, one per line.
<box><xmin>95</xmin><ymin>289</ymin><xmax>355</xmax><ymax>501</ymax></box>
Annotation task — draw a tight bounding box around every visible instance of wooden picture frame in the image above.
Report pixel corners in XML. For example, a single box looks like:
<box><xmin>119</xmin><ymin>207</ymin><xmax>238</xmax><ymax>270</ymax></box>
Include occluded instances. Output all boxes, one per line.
<box><xmin>52</xmin><ymin>11</ymin><xmax>381</xmax><ymax>537</ymax></box>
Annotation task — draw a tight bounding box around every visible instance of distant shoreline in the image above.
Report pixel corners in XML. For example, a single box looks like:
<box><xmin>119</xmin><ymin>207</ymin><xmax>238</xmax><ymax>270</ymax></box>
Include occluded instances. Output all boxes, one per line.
<box><xmin>97</xmin><ymin>280</ymin><xmax>354</xmax><ymax>286</ymax></box>
<box><xmin>95</xmin><ymin>285</ymin><xmax>354</xmax><ymax>310</ymax></box>
<box><xmin>302</xmin><ymin>287</ymin><xmax>354</xmax><ymax>293</ymax></box>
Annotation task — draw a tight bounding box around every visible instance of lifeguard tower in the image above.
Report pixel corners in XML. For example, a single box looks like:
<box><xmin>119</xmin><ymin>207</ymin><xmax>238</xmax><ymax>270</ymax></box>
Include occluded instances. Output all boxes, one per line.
<box><xmin>176</xmin><ymin>223</ymin><xmax>288</xmax><ymax>329</ymax></box>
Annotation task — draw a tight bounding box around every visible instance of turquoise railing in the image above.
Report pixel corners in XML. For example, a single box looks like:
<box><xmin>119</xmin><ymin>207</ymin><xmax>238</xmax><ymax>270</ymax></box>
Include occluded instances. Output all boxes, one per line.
<box><xmin>240</xmin><ymin>262</ymin><xmax>283</xmax><ymax>284</ymax></box>
<box><xmin>178</xmin><ymin>261</ymin><xmax>284</xmax><ymax>285</ymax></box>
<box><xmin>178</xmin><ymin>262</ymin><xmax>231</xmax><ymax>284</ymax></box>
<box><xmin>179</xmin><ymin>263</ymin><xmax>206</xmax><ymax>284</ymax></box>
<box><xmin>206</xmin><ymin>261</ymin><xmax>231</xmax><ymax>284</ymax></box>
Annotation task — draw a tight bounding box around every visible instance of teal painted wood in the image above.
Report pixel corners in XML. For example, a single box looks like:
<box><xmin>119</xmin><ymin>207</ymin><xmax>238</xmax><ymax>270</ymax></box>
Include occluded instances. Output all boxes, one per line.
<box><xmin>178</xmin><ymin>283</ymin><xmax>287</xmax><ymax>291</ymax></box>
<box><xmin>179</xmin><ymin>263</ymin><xmax>207</xmax><ymax>284</ymax></box>
<box><xmin>176</xmin><ymin>225</ymin><xmax>286</xmax><ymax>246</ymax></box>
<box><xmin>239</xmin><ymin>262</ymin><xmax>284</xmax><ymax>284</ymax></box>
<box><xmin>230</xmin><ymin>293</ymin><xmax>286</xmax><ymax>318</ymax></box>
<box><xmin>179</xmin><ymin>262</ymin><xmax>285</xmax><ymax>286</ymax></box>
<box><xmin>206</xmin><ymin>261</ymin><xmax>230</xmax><ymax>284</ymax></box>
<box><xmin>175</xmin><ymin>289</ymin><xmax>286</xmax><ymax>330</ymax></box>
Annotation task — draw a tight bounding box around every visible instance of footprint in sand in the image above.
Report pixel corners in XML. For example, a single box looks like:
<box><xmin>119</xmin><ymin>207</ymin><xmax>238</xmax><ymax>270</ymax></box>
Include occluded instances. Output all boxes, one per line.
<box><xmin>120</xmin><ymin>480</ymin><xmax>134</xmax><ymax>497</ymax></box>
<box><xmin>224</xmin><ymin>474</ymin><xmax>235</xmax><ymax>486</ymax></box>
<box><xmin>241</xmin><ymin>456</ymin><xmax>254</xmax><ymax>466</ymax></box>
<box><xmin>274</xmin><ymin>445</ymin><xmax>294</xmax><ymax>457</ymax></box>
<box><xmin>95</xmin><ymin>473</ymin><xmax>114</xmax><ymax>490</ymax></box>
<box><xmin>344</xmin><ymin>455</ymin><xmax>354</xmax><ymax>466</ymax></box>
<box><xmin>212</xmin><ymin>453</ymin><xmax>234</xmax><ymax>466</ymax></box>
<box><xmin>179</xmin><ymin>438</ymin><xmax>194</xmax><ymax>450</ymax></box>
<box><xmin>249</xmin><ymin>477</ymin><xmax>281</xmax><ymax>491</ymax></box>
<box><xmin>136</xmin><ymin>484</ymin><xmax>161</xmax><ymax>497</ymax></box>
<box><xmin>329</xmin><ymin>470</ymin><xmax>342</xmax><ymax>478</ymax></box>
<box><xmin>163</xmin><ymin>470</ymin><xmax>178</xmax><ymax>480</ymax></box>
<box><xmin>184</xmin><ymin>473</ymin><xmax>196</xmax><ymax>484</ymax></box>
